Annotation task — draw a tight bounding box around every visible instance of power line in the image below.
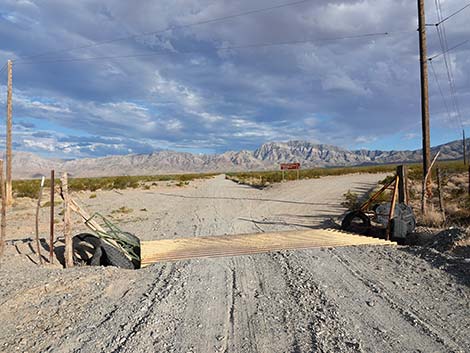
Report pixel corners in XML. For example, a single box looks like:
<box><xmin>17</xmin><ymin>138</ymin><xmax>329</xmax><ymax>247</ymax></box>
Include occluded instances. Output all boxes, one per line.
<box><xmin>0</xmin><ymin>63</ymin><xmax>7</xmax><ymax>77</ymax></box>
<box><xmin>433</xmin><ymin>0</ymin><xmax>460</xmax><ymax>130</ymax></box>
<box><xmin>433</xmin><ymin>0</ymin><xmax>463</xmax><ymax>130</ymax></box>
<box><xmin>436</xmin><ymin>2</ymin><xmax>470</xmax><ymax>25</ymax></box>
<box><xmin>15</xmin><ymin>31</ymin><xmax>408</xmax><ymax>66</ymax></box>
<box><xmin>428</xmin><ymin>39</ymin><xmax>468</xmax><ymax>61</ymax></box>
<box><xmin>429</xmin><ymin>60</ymin><xmax>455</xmax><ymax>128</ymax></box>
<box><xmin>16</xmin><ymin>0</ymin><xmax>316</xmax><ymax>62</ymax></box>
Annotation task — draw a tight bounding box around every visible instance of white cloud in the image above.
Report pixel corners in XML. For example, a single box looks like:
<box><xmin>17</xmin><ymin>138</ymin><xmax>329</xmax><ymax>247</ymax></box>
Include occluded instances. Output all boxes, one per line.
<box><xmin>322</xmin><ymin>73</ymin><xmax>371</xmax><ymax>96</ymax></box>
<box><xmin>1</xmin><ymin>0</ymin><xmax>469</xmax><ymax>156</ymax></box>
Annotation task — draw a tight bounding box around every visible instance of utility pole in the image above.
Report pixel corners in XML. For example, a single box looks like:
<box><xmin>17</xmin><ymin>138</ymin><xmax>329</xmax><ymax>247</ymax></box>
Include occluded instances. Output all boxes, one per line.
<box><xmin>417</xmin><ymin>0</ymin><xmax>432</xmax><ymax>200</ymax></box>
<box><xmin>6</xmin><ymin>60</ymin><xmax>13</xmax><ymax>205</ymax></box>
<box><xmin>463</xmin><ymin>129</ymin><xmax>467</xmax><ymax>165</ymax></box>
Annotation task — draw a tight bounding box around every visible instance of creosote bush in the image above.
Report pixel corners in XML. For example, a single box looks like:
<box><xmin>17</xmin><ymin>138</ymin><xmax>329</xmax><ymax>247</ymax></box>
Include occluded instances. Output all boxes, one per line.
<box><xmin>341</xmin><ymin>190</ymin><xmax>359</xmax><ymax>210</ymax></box>
<box><xmin>12</xmin><ymin>173</ymin><xmax>216</xmax><ymax>199</ymax></box>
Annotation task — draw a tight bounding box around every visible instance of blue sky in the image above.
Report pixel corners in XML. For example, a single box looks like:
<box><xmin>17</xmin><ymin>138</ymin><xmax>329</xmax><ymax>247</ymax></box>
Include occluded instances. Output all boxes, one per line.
<box><xmin>0</xmin><ymin>0</ymin><xmax>469</xmax><ymax>158</ymax></box>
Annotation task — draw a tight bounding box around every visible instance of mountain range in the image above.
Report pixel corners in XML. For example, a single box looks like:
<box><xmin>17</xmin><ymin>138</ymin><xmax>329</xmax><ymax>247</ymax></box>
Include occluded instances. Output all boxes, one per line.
<box><xmin>11</xmin><ymin>139</ymin><xmax>468</xmax><ymax>179</ymax></box>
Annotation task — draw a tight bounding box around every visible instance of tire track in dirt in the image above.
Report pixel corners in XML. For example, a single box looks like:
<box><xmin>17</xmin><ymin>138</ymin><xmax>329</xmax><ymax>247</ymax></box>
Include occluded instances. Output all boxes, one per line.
<box><xmin>270</xmin><ymin>251</ymin><xmax>362</xmax><ymax>352</ymax></box>
<box><xmin>74</xmin><ymin>263</ymin><xmax>188</xmax><ymax>353</ymax></box>
<box><xmin>329</xmin><ymin>248</ymin><xmax>468</xmax><ymax>352</ymax></box>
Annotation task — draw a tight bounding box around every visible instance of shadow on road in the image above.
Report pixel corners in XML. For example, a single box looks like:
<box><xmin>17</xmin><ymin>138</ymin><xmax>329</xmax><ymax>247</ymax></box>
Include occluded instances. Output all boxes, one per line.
<box><xmin>238</xmin><ymin>214</ymin><xmax>341</xmax><ymax>230</ymax></box>
<box><xmin>155</xmin><ymin>192</ymin><xmax>337</xmax><ymax>206</ymax></box>
<box><xmin>8</xmin><ymin>237</ymin><xmax>65</xmax><ymax>267</ymax></box>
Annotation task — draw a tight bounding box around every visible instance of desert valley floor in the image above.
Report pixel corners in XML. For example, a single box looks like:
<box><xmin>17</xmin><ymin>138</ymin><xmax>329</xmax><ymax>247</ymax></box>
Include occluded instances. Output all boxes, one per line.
<box><xmin>0</xmin><ymin>174</ymin><xmax>469</xmax><ymax>353</ymax></box>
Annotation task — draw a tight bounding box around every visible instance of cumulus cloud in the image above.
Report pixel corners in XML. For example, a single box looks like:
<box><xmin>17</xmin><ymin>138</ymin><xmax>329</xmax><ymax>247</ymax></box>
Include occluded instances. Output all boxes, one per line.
<box><xmin>0</xmin><ymin>0</ymin><xmax>468</xmax><ymax>157</ymax></box>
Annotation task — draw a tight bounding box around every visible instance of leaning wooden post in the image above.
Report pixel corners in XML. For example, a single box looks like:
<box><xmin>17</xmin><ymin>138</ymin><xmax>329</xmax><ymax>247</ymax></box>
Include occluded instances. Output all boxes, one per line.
<box><xmin>386</xmin><ymin>175</ymin><xmax>400</xmax><ymax>241</ymax></box>
<box><xmin>34</xmin><ymin>176</ymin><xmax>45</xmax><ymax>264</ymax></box>
<box><xmin>436</xmin><ymin>167</ymin><xmax>446</xmax><ymax>223</ymax></box>
<box><xmin>61</xmin><ymin>172</ymin><xmax>73</xmax><ymax>268</ymax></box>
<box><xmin>49</xmin><ymin>170</ymin><xmax>55</xmax><ymax>263</ymax></box>
<box><xmin>421</xmin><ymin>151</ymin><xmax>441</xmax><ymax>215</ymax></box>
<box><xmin>0</xmin><ymin>160</ymin><xmax>5</xmax><ymax>259</ymax></box>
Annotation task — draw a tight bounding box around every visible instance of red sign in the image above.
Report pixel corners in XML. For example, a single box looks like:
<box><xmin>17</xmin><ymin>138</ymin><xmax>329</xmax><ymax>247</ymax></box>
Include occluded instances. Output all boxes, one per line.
<box><xmin>280</xmin><ymin>163</ymin><xmax>301</xmax><ymax>170</ymax></box>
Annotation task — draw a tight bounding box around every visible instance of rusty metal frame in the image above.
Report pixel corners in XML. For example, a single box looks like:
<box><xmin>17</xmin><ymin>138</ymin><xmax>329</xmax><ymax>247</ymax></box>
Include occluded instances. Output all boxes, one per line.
<box><xmin>359</xmin><ymin>177</ymin><xmax>396</xmax><ymax>212</ymax></box>
<box><xmin>385</xmin><ymin>175</ymin><xmax>400</xmax><ymax>241</ymax></box>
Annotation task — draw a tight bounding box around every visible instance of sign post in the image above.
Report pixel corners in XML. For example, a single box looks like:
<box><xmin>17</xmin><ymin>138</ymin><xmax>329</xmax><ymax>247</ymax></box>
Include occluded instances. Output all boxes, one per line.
<box><xmin>280</xmin><ymin>163</ymin><xmax>301</xmax><ymax>181</ymax></box>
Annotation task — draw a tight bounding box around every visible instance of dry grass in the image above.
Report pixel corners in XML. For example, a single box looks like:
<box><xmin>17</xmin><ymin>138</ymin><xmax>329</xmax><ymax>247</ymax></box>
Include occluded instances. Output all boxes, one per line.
<box><xmin>408</xmin><ymin>170</ymin><xmax>469</xmax><ymax>227</ymax></box>
<box><xmin>418</xmin><ymin>209</ymin><xmax>446</xmax><ymax>227</ymax></box>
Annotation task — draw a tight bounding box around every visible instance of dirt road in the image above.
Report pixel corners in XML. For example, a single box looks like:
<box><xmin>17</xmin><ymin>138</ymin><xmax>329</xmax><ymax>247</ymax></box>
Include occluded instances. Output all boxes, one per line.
<box><xmin>1</xmin><ymin>174</ymin><xmax>469</xmax><ymax>352</ymax></box>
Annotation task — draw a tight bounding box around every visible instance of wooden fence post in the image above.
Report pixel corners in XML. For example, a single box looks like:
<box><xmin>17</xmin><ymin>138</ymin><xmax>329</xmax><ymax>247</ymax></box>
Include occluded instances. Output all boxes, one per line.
<box><xmin>35</xmin><ymin>176</ymin><xmax>45</xmax><ymax>264</ymax></box>
<box><xmin>396</xmin><ymin>165</ymin><xmax>408</xmax><ymax>204</ymax></box>
<box><xmin>0</xmin><ymin>160</ymin><xmax>5</xmax><ymax>259</ymax></box>
<box><xmin>61</xmin><ymin>172</ymin><xmax>73</xmax><ymax>268</ymax></box>
<box><xmin>436</xmin><ymin>167</ymin><xmax>446</xmax><ymax>223</ymax></box>
<box><xmin>49</xmin><ymin>170</ymin><xmax>55</xmax><ymax>263</ymax></box>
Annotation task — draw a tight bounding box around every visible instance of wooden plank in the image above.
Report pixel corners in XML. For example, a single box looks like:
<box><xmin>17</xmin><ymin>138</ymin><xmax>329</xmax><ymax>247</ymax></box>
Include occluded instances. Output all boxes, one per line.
<box><xmin>140</xmin><ymin>229</ymin><xmax>396</xmax><ymax>267</ymax></box>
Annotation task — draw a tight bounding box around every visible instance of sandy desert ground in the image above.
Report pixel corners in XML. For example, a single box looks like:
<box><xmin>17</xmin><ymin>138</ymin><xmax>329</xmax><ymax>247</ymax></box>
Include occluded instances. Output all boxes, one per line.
<box><xmin>0</xmin><ymin>174</ymin><xmax>469</xmax><ymax>353</ymax></box>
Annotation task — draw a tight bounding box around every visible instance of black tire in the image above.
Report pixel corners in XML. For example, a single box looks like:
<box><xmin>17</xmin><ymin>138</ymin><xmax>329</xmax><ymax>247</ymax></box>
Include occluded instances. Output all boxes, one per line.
<box><xmin>341</xmin><ymin>211</ymin><xmax>371</xmax><ymax>235</ymax></box>
<box><xmin>121</xmin><ymin>231</ymin><xmax>140</xmax><ymax>246</ymax></box>
<box><xmin>89</xmin><ymin>246</ymin><xmax>103</xmax><ymax>266</ymax></box>
<box><xmin>118</xmin><ymin>231</ymin><xmax>141</xmax><ymax>269</ymax></box>
<box><xmin>101</xmin><ymin>241</ymin><xmax>135</xmax><ymax>269</ymax></box>
<box><xmin>72</xmin><ymin>233</ymin><xmax>103</xmax><ymax>266</ymax></box>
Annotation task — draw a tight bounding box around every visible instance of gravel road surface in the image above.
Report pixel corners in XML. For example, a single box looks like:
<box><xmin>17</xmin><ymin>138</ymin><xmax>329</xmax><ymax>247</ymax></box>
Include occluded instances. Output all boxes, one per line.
<box><xmin>1</xmin><ymin>174</ymin><xmax>469</xmax><ymax>353</ymax></box>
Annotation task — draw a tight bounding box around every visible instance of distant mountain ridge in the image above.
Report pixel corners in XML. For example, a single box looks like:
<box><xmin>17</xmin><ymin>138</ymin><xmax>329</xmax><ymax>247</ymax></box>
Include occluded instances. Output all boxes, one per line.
<box><xmin>13</xmin><ymin>138</ymin><xmax>467</xmax><ymax>178</ymax></box>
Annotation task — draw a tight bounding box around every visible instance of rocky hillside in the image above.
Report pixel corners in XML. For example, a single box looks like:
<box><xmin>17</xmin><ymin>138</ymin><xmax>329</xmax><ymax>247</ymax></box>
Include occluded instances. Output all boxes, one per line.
<box><xmin>12</xmin><ymin>138</ymin><xmax>468</xmax><ymax>178</ymax></box>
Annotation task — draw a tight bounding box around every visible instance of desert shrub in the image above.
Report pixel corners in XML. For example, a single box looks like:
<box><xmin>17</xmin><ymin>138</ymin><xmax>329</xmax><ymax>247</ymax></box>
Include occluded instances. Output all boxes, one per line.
<box><xmin>379</xmin><ymin>175</ymin><xmax>395</xmax><ymax>185</ymax></box>
<box><xmin>13</xmin><ymin>180</ymin><xmax>41</xmax><ymax>198</ymax></box>
<box><xmin>41</xmin><ymin>200</ymin><xmax>62</xmax><ymax>208</ymax></box>
<box><xmin>12</xmin><ymin>172</ymin><xmax>216</xmax><ymax>198</ymax></box>
<box><xmin>111</xmin><ymin>206</ymin><xmax>133</xmax><ymax>214</ymax></box>
<box><xmin>227</xmin><ymin>164</ymin><xmax>399</xmax><ymax>186</ymax></box>
<box><xmin>341</xmin><ymin>190</ymin><xmax>359</xmax><ymax>210</ymax></box>
<box><xmin>419</xmin><ymin>209</ymin><xmax>445</xmax><ymax>227</ymax></box>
